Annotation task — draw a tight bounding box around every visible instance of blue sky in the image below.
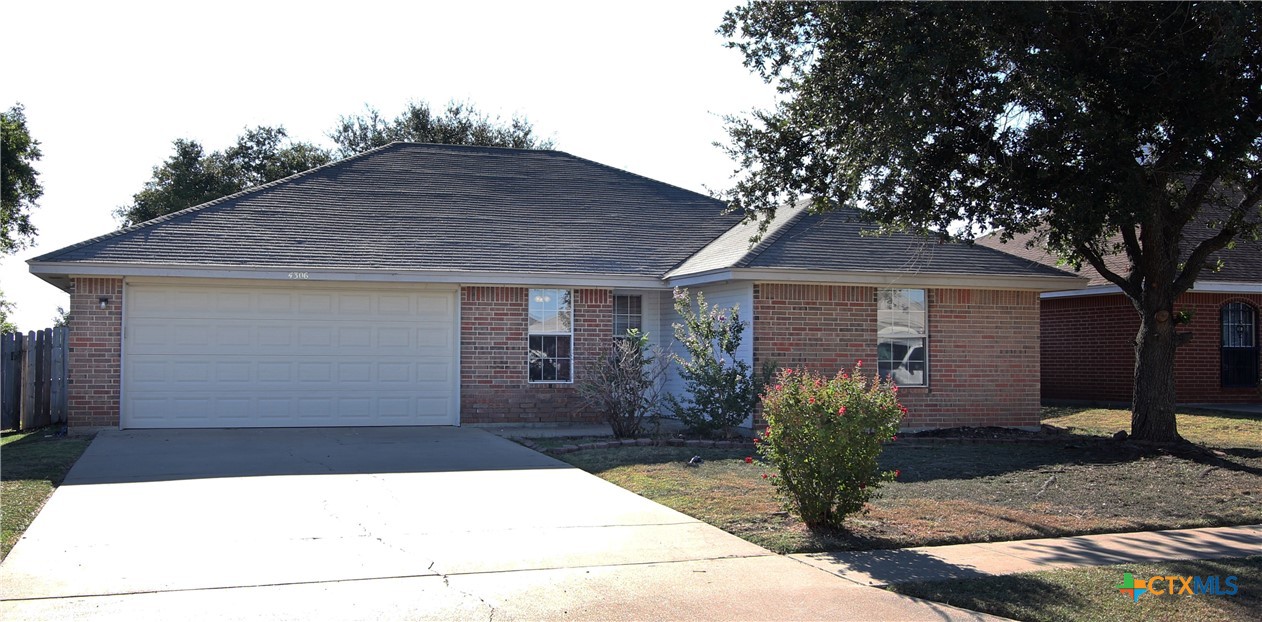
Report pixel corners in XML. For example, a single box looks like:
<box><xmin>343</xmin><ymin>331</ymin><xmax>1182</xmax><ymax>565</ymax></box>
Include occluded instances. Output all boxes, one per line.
<box><xmin>2</xmin><ymin>0</ymin><xmax>776</xmax><ymax>330</ymax></box>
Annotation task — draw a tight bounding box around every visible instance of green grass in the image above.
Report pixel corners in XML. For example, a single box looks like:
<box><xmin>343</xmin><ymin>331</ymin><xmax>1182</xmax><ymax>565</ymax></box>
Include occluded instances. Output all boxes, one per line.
<box><xmin>554</xmin><ymin>410</ymin><xmax>1262</xmax><ymax>554</ymax></box>
<box><xmin>1</xmin><ymin>429</ymin><xmax>92</xmax><ymax>560</ymax></box>
<box><xmin>890</xmin><ymin>556</ymin><xmax>1262</xmax><ymax>622</ymax></box>
<box><xmin>1043</xmin><ymin>406</ymin><xmax>1262</xmax><ymax>448</ymax></box>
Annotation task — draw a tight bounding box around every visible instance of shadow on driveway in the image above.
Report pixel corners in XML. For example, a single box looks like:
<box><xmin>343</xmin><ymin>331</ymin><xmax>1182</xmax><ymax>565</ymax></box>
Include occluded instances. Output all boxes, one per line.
<box><xmin>64</xmin><ymin>426</ymin><xmax>567</xmax><ymax>485</ymax></box>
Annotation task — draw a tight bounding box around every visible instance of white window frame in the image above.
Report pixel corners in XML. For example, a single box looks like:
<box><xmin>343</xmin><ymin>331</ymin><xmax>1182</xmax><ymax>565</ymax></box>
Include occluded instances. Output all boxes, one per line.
<box><xmin>528</xmin><ymin>289</ymin><xmax>573</xmax><ymax>383</ymax></box>
<box><xmin>876</xmin><ymin>288</ymin><xmax>929</xmax><ymax>387</ymax></box>
<box><xmin>613</xmin><ymin>294</ymin><xmax>643</xmax><ymax>339</ymax></box>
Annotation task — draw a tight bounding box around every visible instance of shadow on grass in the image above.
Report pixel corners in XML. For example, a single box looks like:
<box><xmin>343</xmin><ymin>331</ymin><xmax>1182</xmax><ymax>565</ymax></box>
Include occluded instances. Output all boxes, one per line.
<box><xmin>890</xmin><ymin>573</ymin><xmax>1090</xmax><ymax>622</ymax></box>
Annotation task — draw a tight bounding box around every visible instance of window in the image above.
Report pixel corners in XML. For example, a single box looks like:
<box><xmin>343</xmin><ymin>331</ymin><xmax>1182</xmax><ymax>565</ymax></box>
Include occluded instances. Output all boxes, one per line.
<box><xmin>529</xmin><ymin>289</ymin><xmax>572</xmax><ymax>382</ymax></box>
<box><xmin>877</xmin><ymin>288</ymin><xmax>927</xmax><ymax>386</ymax></box>
<box><xmin>613</xmin><ymin>295</ymin><xmax>643</xmax><ymax>339</ymax></box>
<box><xmin>1221</xmin><ymin>302</ymin><xmax>1258</xmax><ymax>388</ymax></box>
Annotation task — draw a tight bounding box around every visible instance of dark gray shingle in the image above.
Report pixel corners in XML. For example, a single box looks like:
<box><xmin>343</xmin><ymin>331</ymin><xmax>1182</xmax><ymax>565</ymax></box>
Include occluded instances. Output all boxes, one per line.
<box><xmin>33</xmin><ymin>143</ymin><xmax>741</xmax><ymax>278</ymax></box>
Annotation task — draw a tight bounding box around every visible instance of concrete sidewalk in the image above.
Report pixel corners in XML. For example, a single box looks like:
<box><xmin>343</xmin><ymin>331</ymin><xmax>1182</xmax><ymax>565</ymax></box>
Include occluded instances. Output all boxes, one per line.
<box><xmin>794</xmin><ymin>524</ymin><xmax>1262</xmax><ymax>587</ymax></box>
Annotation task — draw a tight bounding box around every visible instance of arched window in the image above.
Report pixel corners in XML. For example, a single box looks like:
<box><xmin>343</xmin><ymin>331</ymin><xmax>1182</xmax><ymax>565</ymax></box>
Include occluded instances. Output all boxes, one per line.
<box><xmin>1221</xmin><ymin>302</ymin><xmax>1258</xmax><ymax>388</ymax></box>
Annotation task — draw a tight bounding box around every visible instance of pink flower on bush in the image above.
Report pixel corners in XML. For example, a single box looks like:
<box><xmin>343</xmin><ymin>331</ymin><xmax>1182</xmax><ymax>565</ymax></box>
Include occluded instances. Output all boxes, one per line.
<box><xmin>890</xmin><ymin>435</ymin><xmax>898</xmax><ymax>442</ymax></box>
<box><xmin>775</xmin><ymin>384</ymin><xmax>783</xmax><ymax>391</ymax></box>
<box><xmin>838</xmin><ymin>406</ymin><xmax>847</xmax><ymax>416</ymax></box>
<box><xmin>784</xmin><ymin>368</ymin><xmax>793</xmax><ymax>375</ymax></box>
<box><xmin>753</xmin><ymin>437</ymin><xmax>760</xmax><ymax>444</ymax></box>
<box><xmin>900</xmin><ymin>405</ymin><xmax>908</xmax><ymax>414</ymax></box>
<box><xmin>894</xmin><ymin>469</ymin><xmax>901</xmax><ymax>479</ymax></box>
<box><xmin>762</xmin><ymin>473</ymin><xmax>768</xmax><ymax>479</ymax></box>
<box><xmin>891</xmin><ymin>385</ymin><xmax>898</xmax><ymax>393</ymax></box>
<box><xmin>744</xmin><ymin>456</ymin><xmax>753</xmax><ymax>464</ymax></box>
<box><xmin>808</xmin><ymin>397</ymin><xmax>816</xmax><ymax>404</ymax></box>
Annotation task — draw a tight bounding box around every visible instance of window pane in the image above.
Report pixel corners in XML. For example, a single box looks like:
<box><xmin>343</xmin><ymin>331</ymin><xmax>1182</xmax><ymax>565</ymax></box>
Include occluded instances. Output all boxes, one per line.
<box><xmin>613</xmin><ymin>294</ymin><xmax>643</xmax><ymax>338</ymax></box>
<box><xmin>877</xmin><ymin>336</ymin><xmax>926</xmax><ymax>386</ymax></box>
<box><xmin>529</xmin><ymin>289</ymin><xmax>571</xmax><ymax>334</ymax></box>
<box><xmin>528</xmin><ymin>334</ymin><xmax>572</xmax><ymax>382</ymax></box>
<box><xmin>878</xmin><ymin>288</ymin><xmax>926</xmax><ymax>336</ymax></box>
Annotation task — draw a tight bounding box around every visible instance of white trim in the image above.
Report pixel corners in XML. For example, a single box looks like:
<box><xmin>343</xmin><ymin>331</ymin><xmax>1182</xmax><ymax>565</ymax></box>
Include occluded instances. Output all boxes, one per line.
<box><xmin>118</xmin><ymin>280</ymin><xmax>128</xmax><ymax>431</ymax></box>
<box><xmin>1041</xmin><ymin>284</ymin><xmax>1123</xmax><ymax>299</ymax></box>
<box><xmin>1041</xmin><ymin>280</ymin><xmax>1262</xmax><ymax>299</ymax></box>
<box><xmin>30</xmin><ymin>261</ymin><xmax>667</xmax><ymax>290</ymax></box>
<box><xmin>453</xmin><ymin>288</ymin><xmax>463</xmax><ymax>427</ymax></box>
<box><xmin>668</xmin><ymin>268</ymin><xmax>1086</xmax><ymax>293</ymax></box>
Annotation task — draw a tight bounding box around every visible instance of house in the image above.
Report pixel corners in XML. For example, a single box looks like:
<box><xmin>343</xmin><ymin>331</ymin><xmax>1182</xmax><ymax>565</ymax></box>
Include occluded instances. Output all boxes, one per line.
<box><xmin>29</xmin><ymin>143</ymin><xmax>1084</xmax><ymax>433</ymax></box>
<box><xmin>978</xmin><ymin>225</ymin><xmax>1261</xmax><ymax>405</ymax></box>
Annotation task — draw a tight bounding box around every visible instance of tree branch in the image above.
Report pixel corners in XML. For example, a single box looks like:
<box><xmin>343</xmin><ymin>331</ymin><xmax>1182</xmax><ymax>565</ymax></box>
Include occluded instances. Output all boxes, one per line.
<box><xmin>1075</xmin><ymin>240</ymin><xmax>1141</xmax><ymax>299</ymax></box>
<box><xmin>1171</xmin><ymin>183</ymin><xmax>1261</xmax><ymax>294</ymax></box>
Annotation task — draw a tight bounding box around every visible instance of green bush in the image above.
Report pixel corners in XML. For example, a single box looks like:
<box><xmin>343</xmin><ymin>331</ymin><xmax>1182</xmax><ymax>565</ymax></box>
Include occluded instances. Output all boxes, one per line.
<box><xmin>666</xmin><ymin>288</ymin><xmax>765</xmax><ymax>436</ymax></box>
<box><xmin>757</xmin><ymin>364</ymin><xmax>904</xmax><ymax>528</ymax></box>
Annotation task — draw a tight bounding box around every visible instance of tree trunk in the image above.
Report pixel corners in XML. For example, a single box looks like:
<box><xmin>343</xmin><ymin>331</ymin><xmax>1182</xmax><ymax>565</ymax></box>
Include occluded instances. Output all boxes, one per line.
<box><xmin>1131</xmin><ymin>308</ymin><xmax>1181</xmax><ymax>442</ymax></box>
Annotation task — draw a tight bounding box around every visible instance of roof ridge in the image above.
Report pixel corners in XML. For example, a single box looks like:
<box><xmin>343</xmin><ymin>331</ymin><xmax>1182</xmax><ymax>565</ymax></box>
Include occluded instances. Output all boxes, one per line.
<box><xmin>29</xmin><ymin>141</ymin><xmax>405</xmax><ymax>265</ymax></box>
<box><xmin>733</xmin><ymin>199</ymin><xmax>813</xmax><ymax>268</ymax></box>
<box><xmin>391</xmin><ymin>141</ymin><xmax>725</xmax><ymax>205</ymax></box>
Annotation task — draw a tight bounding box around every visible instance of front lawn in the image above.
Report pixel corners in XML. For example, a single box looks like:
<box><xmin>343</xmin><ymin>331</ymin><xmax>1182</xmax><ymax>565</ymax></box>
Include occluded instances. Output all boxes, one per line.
<box><xmin>888</xmin><ymin>556</ymin><xmax>1261</xmax><ymax>622</ymax></box>
<box><xmin>1043</xmin><ymin>406</ymin><xmax>1262</xmax><ymax>448</ymax></box>
<box><xmin>554</xmin><ymin>410</ymin><xmax>1262</xmax><ymax>554</ymax></box>
<box><xmin>1</xmin><ymin>429</ymin><xmax>92</xmax><ymax>560</ymax></box>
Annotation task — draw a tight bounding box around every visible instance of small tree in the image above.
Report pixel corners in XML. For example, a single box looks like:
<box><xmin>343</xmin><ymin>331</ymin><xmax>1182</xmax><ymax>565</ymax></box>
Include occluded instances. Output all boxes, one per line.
<box><xmin>758</xmin><ymin>365</ymin><xmax>904</xmax><ymax>529</ymax></box>
<box><xmin>666</xmin><ymin>288</ymin><xmax>763</xmax><ymax>436</ymax></box>
<box><xmin>577</xmin><ymin>329</ymin><xmax>671</xmax><ymax>438</ymax></box>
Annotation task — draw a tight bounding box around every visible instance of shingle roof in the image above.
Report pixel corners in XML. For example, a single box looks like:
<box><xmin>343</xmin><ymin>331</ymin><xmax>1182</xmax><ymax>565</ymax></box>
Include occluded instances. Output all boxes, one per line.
<box><xmin>32</xmin><ymin>143</ymin><xmax>741</xmax><ymax>278</ymax></box>
<box><xmin>669</xmin><ymin>205</ymin><xmax>1079</xmax><ymax>279</ymax></box>
<box><xmin>977</xmin><ymin>214</ymin><xmax>1262</xmax><ymax>287</ymax></box>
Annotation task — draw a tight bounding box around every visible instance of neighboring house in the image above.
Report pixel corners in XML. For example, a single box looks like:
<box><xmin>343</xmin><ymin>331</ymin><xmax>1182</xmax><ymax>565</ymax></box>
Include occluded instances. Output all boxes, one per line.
<box><xmin>29</xmin><ymin>143</ymin><xmax>1083</xmax><ymax>432</ymax></box>
<box><xmin>978</xmin><ymin>226</ymin><xmax>1262</xmax><ymax>405</ymax></box>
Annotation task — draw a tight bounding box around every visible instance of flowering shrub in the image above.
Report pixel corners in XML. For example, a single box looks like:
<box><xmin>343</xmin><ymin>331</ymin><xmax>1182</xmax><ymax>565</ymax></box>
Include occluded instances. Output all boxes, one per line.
<box><xmin>666</xmin><ymin>288</ymin><xmax>768</xmax><ymax>436</ymax></box>
<box><xmin>757</xmin><ymin>364</ymin><xmax>904</xmax><ymax>528</ymax></box>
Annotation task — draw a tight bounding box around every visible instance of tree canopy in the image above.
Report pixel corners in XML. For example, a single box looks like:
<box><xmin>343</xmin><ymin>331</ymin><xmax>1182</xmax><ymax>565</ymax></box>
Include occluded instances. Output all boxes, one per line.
<box><xmin>1</xmin><ymin>104</ymin><xmax>43</xmax><ymax>255</ymax></box>
<box><xmin>330</xmin><ymin>100</ymin><xmax>555</xmax><ymax>157</ymax></box>
<box><xmin>720</xmin><ymin>2</ymin><xmax>1262</xmax><ymax>442</ymax></box>
<box><xmin>116</xmin><ymin>126</ymin><xmax>331</xmax><ymax>227</ymax></box>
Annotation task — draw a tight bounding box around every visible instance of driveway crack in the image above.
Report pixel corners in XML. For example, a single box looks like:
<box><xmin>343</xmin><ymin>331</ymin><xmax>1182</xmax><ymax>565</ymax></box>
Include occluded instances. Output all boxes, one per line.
<box><xmin>430</xmin><ymin>560</ymin><xmax>497</xmax><ymax>621</ymax></box>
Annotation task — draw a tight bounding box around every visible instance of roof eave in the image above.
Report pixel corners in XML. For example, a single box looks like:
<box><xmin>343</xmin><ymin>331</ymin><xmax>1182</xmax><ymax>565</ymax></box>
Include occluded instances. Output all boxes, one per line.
<box><xmin>667</xmin><ymin>267</ymin><xmax>1089</xmax><ymax>293</ymax></box>
<box><xmin>27</xmin><ymin>261</ymin><xmax>670</xmax><ymax>290</ymax></box>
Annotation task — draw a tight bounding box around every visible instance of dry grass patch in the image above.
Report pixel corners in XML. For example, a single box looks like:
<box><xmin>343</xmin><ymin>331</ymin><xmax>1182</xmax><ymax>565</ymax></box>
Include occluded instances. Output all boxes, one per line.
<box><xmin>1043</xmin><ymin>406</ymin><xmax>1262</xmax><ymax>448</ymax></box>
<box><xmin>558</xmin><ymin>433</ymin><xmax>1262</xmax><ymax>554</ymax></box>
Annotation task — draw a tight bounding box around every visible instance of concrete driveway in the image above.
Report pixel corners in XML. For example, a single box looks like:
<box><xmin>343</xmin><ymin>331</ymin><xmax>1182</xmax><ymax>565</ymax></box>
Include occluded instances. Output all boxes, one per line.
<box><xmin>1</xmin><ymin>427</ymin><xmax>992</xmax><ymax>620</ymax></box>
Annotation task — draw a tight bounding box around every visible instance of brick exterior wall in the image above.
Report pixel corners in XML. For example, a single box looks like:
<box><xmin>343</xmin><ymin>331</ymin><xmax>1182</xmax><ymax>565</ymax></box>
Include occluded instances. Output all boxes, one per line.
<box><xmin>752</xmin><ymin>283</ymin><xmax>1042</xmax><ymax>429</ymax></box>
<box><xmin>68</xmin><ymin>278</ymin><xmax>123</xmax><ymax>429</ymax></box>
<box><xmin>1042</xmin><ymin>292</ymin><xmax>1262</xmax><ymax>403</ymax></box>
<box><xmin>460</xmin><ymin>286</ymin><xmax>612</xmax><ymax>424</ymax></box>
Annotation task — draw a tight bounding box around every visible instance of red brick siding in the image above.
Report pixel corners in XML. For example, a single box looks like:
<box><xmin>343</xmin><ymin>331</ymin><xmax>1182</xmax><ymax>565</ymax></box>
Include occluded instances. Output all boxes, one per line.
<box><xmin>460</xmin><ymin>287</ymin><xmax>612</xmax><ymax>424</ymax></box>
<box><xmin>68</xmin><ymin>278</ymin><xmax>123</xmax><ymax>429</ymax></box>
<box><xmin>753</xmin><ymin>284</ymin><xmax>1042</xmax><ymax>429</ymax></box>
<box><xmin>1042</xmin><ymin>292</ymin><xmax>1262</xmax><ymax>403</ymax></box>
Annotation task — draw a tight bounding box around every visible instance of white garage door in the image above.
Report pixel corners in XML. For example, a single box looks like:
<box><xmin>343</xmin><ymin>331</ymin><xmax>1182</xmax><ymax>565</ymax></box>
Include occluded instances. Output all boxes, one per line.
<box><xmin>123</xmin><ymin>282</ymin><xmax>459</xmax><ymax>428</ymax></box>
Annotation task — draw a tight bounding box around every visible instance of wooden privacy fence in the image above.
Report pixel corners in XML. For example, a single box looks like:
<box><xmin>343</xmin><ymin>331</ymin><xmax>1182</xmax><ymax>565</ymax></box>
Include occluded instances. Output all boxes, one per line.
<box><xmin>1</xmin><ymin>328</ymin><xmax>68</xmax><ymax>431</ymax></box>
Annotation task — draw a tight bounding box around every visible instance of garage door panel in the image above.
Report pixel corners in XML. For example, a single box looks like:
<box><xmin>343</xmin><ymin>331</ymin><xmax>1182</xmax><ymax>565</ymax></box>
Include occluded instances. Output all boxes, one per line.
<box><xmin>124</xmin><ymin>284</ymin><xmax>458</xmax><ymax>428</ymax></box>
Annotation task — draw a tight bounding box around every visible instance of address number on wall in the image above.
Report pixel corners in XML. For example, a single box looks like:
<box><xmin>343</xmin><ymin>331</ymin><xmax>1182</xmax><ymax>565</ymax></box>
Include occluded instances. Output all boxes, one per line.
<box><xmin>287</xmin><ymin>272</ymin><xmax>310</xmax><ymax>280</ymax></box>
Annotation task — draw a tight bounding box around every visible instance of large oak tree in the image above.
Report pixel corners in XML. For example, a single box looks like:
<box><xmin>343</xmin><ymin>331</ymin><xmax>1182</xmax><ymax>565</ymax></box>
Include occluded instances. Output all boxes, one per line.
<box><xmin>719</xmin><ymin>2</ymin><xmax>1261</xmax><ymax>442</ymax></box>
<box><xmin>116</xmin><ymin>126</ymin><xmax>330</xmax><ymax>227</ymax></box>
<box><xmin>1</xmin><ymin>103</ymin><xmax>43</xmax><ymax>255</ymax></box>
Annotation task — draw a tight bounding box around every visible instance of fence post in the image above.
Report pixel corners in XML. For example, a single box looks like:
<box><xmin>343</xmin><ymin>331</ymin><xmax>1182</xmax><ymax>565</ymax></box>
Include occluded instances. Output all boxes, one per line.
<box><xmin>1</xmin><ymin>333</ymin><xmax>19</xmax><ymax>429</ymax></box>
<box><xmin>21</xmin><ymin>331</ymin><xmax>36</xmax><ymax>429</ymax></box>
<box><xmin>51</xmin><ymin>327</ymin><xmax>67</xmax><ymax>424</ymax></box>
<box><xmin>38</xmin><ymin>328</ymin><xmax>52</xmax><ymax>427</ymax></box>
